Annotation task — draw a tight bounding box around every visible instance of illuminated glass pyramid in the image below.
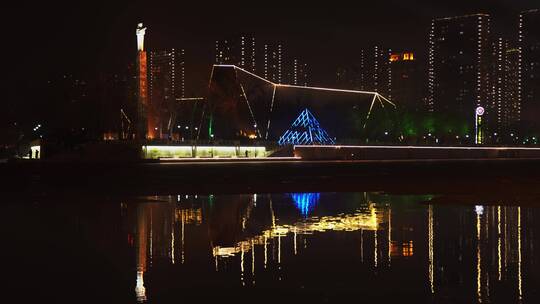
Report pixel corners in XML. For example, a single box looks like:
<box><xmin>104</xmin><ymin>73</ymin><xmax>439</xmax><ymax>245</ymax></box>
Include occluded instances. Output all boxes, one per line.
<box><xmin>278</xmin><ymin>108</ymin><xmax>335</xmax><ymax>146</ymax></box>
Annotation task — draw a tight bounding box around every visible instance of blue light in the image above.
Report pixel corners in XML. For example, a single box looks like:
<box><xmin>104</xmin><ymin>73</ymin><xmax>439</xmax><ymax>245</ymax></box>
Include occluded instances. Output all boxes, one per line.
<box><xmin>290</xmin><ymin>193</ymin><xmax>320</xmax><ymax>216</ymax></box>
<box><xmin>278</xmin><ymin>109</ymin><xmax>335</xmax><ymax>146</ymax></box>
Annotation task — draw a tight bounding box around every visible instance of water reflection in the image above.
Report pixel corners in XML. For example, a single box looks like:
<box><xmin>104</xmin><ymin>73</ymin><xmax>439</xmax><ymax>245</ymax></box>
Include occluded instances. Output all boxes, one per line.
<box><xmin>122</xmin><ymin>193</ymin><xmax>538</xmax><ymax>302</ymax></box>
<box><xmin>290</xmin><ymin>193</ymin><xmax>320</xmax><ymax>216</ymax></box>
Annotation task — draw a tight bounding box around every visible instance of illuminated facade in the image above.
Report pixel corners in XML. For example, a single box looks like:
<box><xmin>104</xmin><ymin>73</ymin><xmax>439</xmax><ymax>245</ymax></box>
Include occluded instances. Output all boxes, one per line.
<box><xmin>519</xmin><ymin>9</ymin><xmax>540</xmax><ymax>134</ymax></box>
<box><xmin>149</xmin><ymin>48</ymin><xmax>185</xmax><ymax>139</ymax></box>
<box><xmin>428</xmin><ymin>14</ymin><xmax>492</xmax><ymax>133</ymax></box>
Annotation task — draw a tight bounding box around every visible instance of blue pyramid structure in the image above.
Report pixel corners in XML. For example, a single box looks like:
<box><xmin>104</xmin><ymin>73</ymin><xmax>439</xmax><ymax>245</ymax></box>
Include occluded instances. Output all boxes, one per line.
<box><xmin>278</xmin><ymin>108</ymin><xmax>335</xmax><ymax>146</ymax></box>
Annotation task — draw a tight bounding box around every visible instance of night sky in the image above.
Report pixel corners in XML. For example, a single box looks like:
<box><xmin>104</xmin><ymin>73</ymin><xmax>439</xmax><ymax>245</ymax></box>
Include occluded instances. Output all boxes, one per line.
<box><xmin>7</xmin><ymin>0</ymin><xmax>538</xmax><ymax>93</ymax></box>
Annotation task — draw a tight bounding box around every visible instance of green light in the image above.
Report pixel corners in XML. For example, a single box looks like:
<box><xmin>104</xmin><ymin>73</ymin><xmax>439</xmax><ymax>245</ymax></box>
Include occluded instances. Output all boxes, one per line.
<box><xmin>208</xmin><ymin>114</ymin><xmax>213</xmax><ymax>138</ymax></box>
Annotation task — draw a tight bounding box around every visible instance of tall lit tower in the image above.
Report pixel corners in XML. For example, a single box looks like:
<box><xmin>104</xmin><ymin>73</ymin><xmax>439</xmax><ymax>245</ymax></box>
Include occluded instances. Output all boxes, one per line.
<box><xmin>135</xmin><ymin>23</ymin><xmax>151</xmax><ymax>139</ymax></box>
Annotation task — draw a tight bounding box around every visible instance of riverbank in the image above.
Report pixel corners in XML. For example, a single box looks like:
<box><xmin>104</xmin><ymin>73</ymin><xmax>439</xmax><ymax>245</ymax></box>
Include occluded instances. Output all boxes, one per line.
<box><xmin>2</xmin><ymin>158</ymin><xmax>540</xmax><ymax>198</ymax></box>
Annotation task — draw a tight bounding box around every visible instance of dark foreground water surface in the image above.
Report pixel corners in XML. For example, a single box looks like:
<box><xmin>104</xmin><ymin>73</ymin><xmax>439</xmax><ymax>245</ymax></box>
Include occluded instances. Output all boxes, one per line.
<box><xmin>4</xmin><ymin>192</ymin><xmax>540</xmax><ymax>303</ymax></box>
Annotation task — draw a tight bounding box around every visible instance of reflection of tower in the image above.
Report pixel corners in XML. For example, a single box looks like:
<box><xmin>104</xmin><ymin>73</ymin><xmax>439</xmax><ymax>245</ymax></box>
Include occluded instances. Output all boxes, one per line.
<box><xmin>428</xmin><ymin>204</ymin><xmax>434</xmax><ymax>294</ymax></box>
<box><xmin>136</xmin><ymin>23</ymin><xmax>150</xmax><ymax>139</ymax></box>
<box><xmin>135</xmin><ymin>204</ymin><xmax>148</xmax><ymax>303</ymax></box>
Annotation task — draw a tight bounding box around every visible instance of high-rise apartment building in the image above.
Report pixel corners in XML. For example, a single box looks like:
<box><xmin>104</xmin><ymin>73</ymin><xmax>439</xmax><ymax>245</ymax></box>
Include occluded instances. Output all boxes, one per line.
<box><xmin>519</xmin><ymin>9</ymin><xmax>540</xmax><ymax>133</ymax></box>
<box><xmin>490</xmin><ymin>37</ymin><xmax>508</xmax><ymax>134</ymax></box>
<box><xmin>263</xmin><ymin>43</ymin><xmax>283</xmax><ymax>83</ymax></box>
<box><xmin>504</xmin><ymin>47</ymin><xmax>521</xmax><ymax>132</ymax></box>
<box><xmin>291</xmin><ymin>58</ymin><xmax>309</xmax><ymax>86</ymax></box>
<box><xmin>428</xmin><ymin>14</ymin><xmax>492</xmax><ymax>133</ymax></box>
<box><xmin>389</xmin><ymin>51</ymin><xmax>423</xmax><ymax>110</ymax></box>
<box><xmin>339</xmin><ymin>46</ymin><xmax>391</xmax><ymax>96</ymax></box>
<box><xmin>215</xmin><ymin>35</ymin><xmax>256</xmax><ymax>73</ymax></box>
<box><xmin>149</xmin><ymin>48</ymin><xmax>185</xmax><ymax>139</ymax></box>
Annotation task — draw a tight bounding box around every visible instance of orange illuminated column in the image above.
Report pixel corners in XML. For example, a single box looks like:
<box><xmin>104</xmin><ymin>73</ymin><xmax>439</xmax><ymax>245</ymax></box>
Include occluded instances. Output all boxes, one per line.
<box><xmin>135</xmin><ymin>23</ymin><xmax>155</xmax><ymax>139</ymax></box>
<box><xmin>138</xmin><ymin>51</ymin><xmax>156</xmax><ymax>139</ymax></box>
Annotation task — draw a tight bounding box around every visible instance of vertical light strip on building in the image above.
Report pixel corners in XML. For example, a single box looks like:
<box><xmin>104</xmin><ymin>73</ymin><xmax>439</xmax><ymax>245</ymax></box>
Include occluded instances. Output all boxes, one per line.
<box><xmin>428</xmin><ymin>20</ymin><xmax>435</xmax><ymax>111</ymax></box>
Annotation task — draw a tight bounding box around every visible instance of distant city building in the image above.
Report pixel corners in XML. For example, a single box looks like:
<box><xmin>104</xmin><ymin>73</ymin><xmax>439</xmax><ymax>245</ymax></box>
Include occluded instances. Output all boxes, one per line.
<box><xmin>336</xmin><ymin>66</ymin><xmax>362</xmax><ymax>90</ymax></box>
<box><xmin>337</xmin><ymin>47</ymin><xmax>424</xmax><ymax>112</ymax></box>
<box><xmin>263</xmin><ymin>43</ymin><xmax>283</xmax><ymax>83</ymax></box>
<box><xmin>99</xmin><ymin>72</ymin><xmax>135</xmax><ymax>140</ymax></box>
<box><xmin>290</xmin><ymin>58</ymin><xmax>309</xmax><ymax>86</ymax></box>
<box><xmin>149</xmin><ymin>48</ymin><xmax>185</xmax><ymax>139</ymax></box>
<box><xmin>215</xmin><ymin>35</ymin><xmax>256</xmax><ymax>73</ymax></box>
<box><xmin>214</xmin><ymin>36</ymin><xmax>306</xmax><ymax>87</ymax></box>
<box><xmin>389</xmin><ymin>51</ymin><xmax>423</xmax><ymax>110</ymax></box>
<box><xmin>488</xmin><ymin>38</ymin><xmax>521</xmax><ymax>137</ymax></box>
<box><xmin>428</xmin><ymin>14</ymin><xmax>492</xmax><ymax>135</ymax></box>
<box><xmin>519</xmin><ymin>9</ymin><xmax>540</xmax><ymax>134</ymax></box>
<box><xmin>336</xmin><ymin>46</ymin><xmax>391</xmax><ymax>95</ymax></box>
<box><xmin>490</xmin><ymin>37</ymin><xmax>509</xmax><ymax>134</ymax></box>
<box><xmin>44</xmin><ymin>74</ymin><xmax>94</xmax><ymax>134</ymax></box>
<box><xmin>371</xmin><ymin>46</ymin><xmax>392</xmax><ymax>98</ymax></box>
<box><xmin>504</xmin><ymin>47</ymin><xmax>521</xmax><ymax>132</ymax></box>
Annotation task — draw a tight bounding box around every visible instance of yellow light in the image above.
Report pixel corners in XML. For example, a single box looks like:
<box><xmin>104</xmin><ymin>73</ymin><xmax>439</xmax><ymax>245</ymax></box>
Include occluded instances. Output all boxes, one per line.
<box><xmin>30</xmin><ymin>145</ymin><xmax>41</xmax><ymax>159</ymax></box>
<box><xmin>428</xmin><ymin>205</ymin><xmax>434</xmax><ymax>294</ymax></box>
<box><xmin>402</xmin><ymin>241</ymin><xmax>414</xmax><ymax>257</ymax></box>
<box><xmin>212</xmin><ymin>206</ymin><xmax>382</xmax><ymax>258</ymax></box>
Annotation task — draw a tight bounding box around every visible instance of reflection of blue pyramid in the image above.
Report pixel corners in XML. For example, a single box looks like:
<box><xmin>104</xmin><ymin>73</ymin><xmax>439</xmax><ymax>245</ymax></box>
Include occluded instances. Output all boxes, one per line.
<box><xmin>278</xmin><ymin>109</ymin><xmax>335</xmax><ymax>146</ymax></box>
<box><xmin>290</xmin><ymin>193</ymin><xmax>320</xmax><ymax>217</ymax></box>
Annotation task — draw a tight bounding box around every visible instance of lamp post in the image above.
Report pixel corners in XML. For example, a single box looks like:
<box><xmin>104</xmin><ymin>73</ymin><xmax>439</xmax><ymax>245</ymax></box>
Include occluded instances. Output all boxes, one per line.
<box><xmin>475</xmin><ymin>106</ymin><xmax>484</xmax><ymax>145</ymax></box>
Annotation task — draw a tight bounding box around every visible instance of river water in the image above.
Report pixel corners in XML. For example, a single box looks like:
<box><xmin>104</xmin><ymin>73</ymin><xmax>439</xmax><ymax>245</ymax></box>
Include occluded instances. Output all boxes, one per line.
<box><xmin>4</xmin><ymin>192</ymin><xmax>539</xmax><ymax>303</ymax></box>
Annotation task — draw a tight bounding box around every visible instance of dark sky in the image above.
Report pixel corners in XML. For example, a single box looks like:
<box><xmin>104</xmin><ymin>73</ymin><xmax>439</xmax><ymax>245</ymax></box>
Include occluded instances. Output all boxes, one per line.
<box><xmin>6</xmin><ymin>0</ymin><xmax>538</xmax><ymax>92</ymax></box>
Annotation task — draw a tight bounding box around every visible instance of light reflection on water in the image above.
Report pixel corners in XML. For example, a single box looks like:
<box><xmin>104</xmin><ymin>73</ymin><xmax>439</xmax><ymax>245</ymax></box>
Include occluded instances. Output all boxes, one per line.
<box><xmin>127</xmin><ymin>193</ymin><xmax>537</xmax><ymax>303</ymax></box>
<box><xmin>4</xmin><ymin>192</ymin><xmax>539</xmax><ymax>303</ymax></box>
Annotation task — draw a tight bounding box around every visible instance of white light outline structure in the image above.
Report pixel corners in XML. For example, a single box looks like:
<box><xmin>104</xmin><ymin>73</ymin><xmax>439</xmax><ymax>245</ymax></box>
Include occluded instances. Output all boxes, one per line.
<box><xmin>210</xmin><ymin>64</ymin><xmax>396</xmax><ymax>136</ymax></box>
<box><xmin>176</xmin><ymin>97</ymin><xmax>205</xmax><ymax>101</ymax></box>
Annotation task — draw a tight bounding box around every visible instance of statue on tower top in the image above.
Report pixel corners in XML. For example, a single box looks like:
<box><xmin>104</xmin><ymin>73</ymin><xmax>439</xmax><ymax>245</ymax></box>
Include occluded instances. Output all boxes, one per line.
<box><xmin>136</xmin><ymin>23</ymin><xmax>147</xmax><ymax>52</ymax></box>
